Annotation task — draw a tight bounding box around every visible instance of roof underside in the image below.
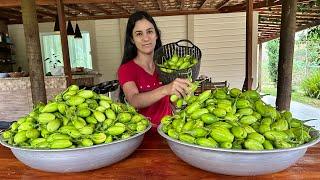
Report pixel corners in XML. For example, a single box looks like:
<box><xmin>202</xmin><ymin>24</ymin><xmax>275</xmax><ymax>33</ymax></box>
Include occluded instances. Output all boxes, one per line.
<box><xmin>0</xmin><ymin>0</ymin><xmax>319</xmax><ymax>43</ymax></box>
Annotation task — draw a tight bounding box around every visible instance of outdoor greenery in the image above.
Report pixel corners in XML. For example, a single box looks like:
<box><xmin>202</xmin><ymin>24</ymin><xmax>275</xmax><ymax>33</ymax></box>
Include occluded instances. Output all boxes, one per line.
<box><xmin>266</xmin><ymin>39</ymin><xmax>279</xmax><ymax>83</ymax></box>
<box><xmin>301</xmin><ymin>71</ymin><xmax>320</xmax><ymax>99</ymax></box>
<box><xmin>262</xmin><ymin>25</ymin><xmax>320</xmax><ymax>108</ymax></box>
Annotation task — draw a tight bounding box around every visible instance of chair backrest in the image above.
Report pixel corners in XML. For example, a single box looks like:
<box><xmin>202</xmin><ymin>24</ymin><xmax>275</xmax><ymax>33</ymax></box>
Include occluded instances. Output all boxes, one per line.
<box><xmin>211</xmin><ymin>81</ymin><xmax>228</xmax><ymax>88</ymax></box>
<box><xmin>194</xmin><ymin>80</ymin><xmax>228</xmax><ymax>95</ymax></box>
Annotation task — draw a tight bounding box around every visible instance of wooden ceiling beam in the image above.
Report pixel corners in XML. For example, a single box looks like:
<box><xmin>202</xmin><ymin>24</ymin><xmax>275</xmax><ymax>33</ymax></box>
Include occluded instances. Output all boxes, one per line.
<box><xmin>216</xmin><ymin>0</ymin><xmax>230</xmax><ymax>10</ymax></box>
<box><xmin>260</xmin><ymin>7</ymin><xmax>320</xmax><ymax>13</ymax></box>
<box><xmin>132</xmin><ymin>0</ymin><xmax>144</xmax><ymax>11</ymax></box>
<box><xmin>36</xmin><ymin>9</ymin><xmax>56</xmax><ymax>17</ymax></box>
<box><xmin>180</xmin><ymin>0</ymin><xmax>185</xmax><ymax>10</ymax></box>
<box><xmin>41</xmin><ymin>5</ymin><xmax>73</xmax><ymax>16</ymax></box>
<box><xmin>1</xmin><ymin>7</ymin><xmax>47</xmax><ymax>20</ymax></box>
<box><xmin>1</xmin><ymin>8</ymin><xmax>22</xmax><ymax>15</ymax></box>
<box><xmin>220</xmin><ymin>0</ymin><xmax>310</xmax><ymax>12</ymax></box>
<box><xmin>157</xmin><ymin>0</ymin><xmax>164</xmax><ymax>11</ymax></box>
<box><xmin>259</xmin><ymin>20</ymin><xmax>320</xmax><ymax>43</ymax></box>
<box><xmin>64</xmin><ymin>4</ymin><xmax>94</xmax><ymax>16</ymax></box>
<box><xmin>85</xmin><ymin>3</ymin><xmax>112</xmax><ymax>15</ymax></box>
<box><xmin>260</xmin><ymin>15</ymin><xmax>320</xmax><ymax>21</ymax></box>
<box><xmin>260</xmin><ymin>19</ymin><xmax>314</xmax><ymax>24</ymax></box>
<box><xmin>7</xmin><ymin>8</ymin><xmax>223</xmax><ymax>23</ymax></box>
<box><xmin>0</xmin><ymin>10</ymin><xmax>21</xmax><ymax>19</ymax></box>
<box><xmin>0</xmin><ymin>0</ymin><xmax>117</xmax><ymax>7</ymax></box>
<box><xmin>108</xmin><ymin>2</ymin><xmax>130</xmax><ymax>14</ymax></box>
<box><xmin>259</xmin><ymin>12</ymin><xmax>320</xmax><ymax>18</ymax></box>
<box><xmin>199</xmin><ymin>0</ymin><xmax>212</xmax><ymax>9</ymax></box>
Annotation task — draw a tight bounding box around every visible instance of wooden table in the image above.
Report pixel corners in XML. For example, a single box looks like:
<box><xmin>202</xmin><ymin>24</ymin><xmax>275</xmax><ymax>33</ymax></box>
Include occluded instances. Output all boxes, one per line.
<box><xmin>0</xmin><ymin>129</ymin><xmax>319</xmax><ymax>179</ymax></box>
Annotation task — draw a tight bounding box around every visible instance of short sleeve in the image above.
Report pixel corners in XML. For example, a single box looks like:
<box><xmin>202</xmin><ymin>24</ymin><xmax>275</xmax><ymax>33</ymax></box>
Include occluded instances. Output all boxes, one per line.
<box><xmin>118</xmin><ymin>63</ymin><xmax>136</xmax><ymax>86</ymax></box>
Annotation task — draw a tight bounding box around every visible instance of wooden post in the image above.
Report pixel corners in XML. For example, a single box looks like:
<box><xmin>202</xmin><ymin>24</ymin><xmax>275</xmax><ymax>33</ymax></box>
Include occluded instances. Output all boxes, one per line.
<box><xmin>21</xmin><ymin>0</ymin><xmax>47</xmax><ymax>105</ymax></box>
<box><xmin>57</xmin><ymin>0</ymin><xmax>72</xmax><ymax>86</ymax></box>
<box><xmin>276</xmin><ymin>0</ymin><xmax>297</xmax><ymax>111</ymax></box>
<box><xmin>243</xmin><ymin>0</ymin><xmax>253</xmax><ymax>91</ymax></box>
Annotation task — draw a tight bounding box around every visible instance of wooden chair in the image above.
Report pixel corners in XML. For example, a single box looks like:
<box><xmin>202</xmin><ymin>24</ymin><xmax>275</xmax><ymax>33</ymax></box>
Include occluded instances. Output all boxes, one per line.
<box><xmin>194</xmin><ymin>80</ymin><xmax>228</xmax><ymax>95</ymax></box>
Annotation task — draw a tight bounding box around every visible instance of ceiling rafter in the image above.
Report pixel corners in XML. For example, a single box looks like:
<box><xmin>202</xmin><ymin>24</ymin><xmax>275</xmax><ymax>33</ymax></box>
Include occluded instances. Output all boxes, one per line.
<box><xmin>108</xmin><ymin>2</ymin><xmax>130</xmax><ymax>14</ymax></box>
<box><xmin>157</xmin><ymin>0</ymin><xmax>164</xmax><ymax>11</ymax></box>
<box><xmin>85</xmin><ymin>3</ymin><xmax>112</xmax><ymax>15</ymax></box>
<box><xmin>0</xmin><ymin>10</ymin><xmax>21</xmax><ymax>19</ymax></box>
<box><xmin>3</xmin><ymin>7</ymin><xmax>46</xmax><ymax>19</ymax></box>
<box><xmin>65</xmin><ymin>4</ymin><xmax>94</xmax><ymax>16</ymax></box>
<box><xmin>35</xmin><ymin>8</ymin><xmax>57</xmax><ymax>18</ymax></box>
<box><xmin>259</xmin><ymin>20</ymin><xmax>320</xmax><ymax>43</ymax></box>
<box><xmin>41</xmin><ymin>5</ymin><xmax>73</xmax><ymax>16</ymax></box>
<box><xmin>2</xmin><ymin>8</ymin><xmax>22</xmax><ymax>16</ymax></box>
<box><xmin>132</xmin><ymin>0</ymin><xmax>144</xmax><ymax>11</ymax></box>
<box><xmin>216</xmin><ymin>0</ymin><xmax>230</xmax><ymax>10</ymax></box>
<box><xmin>180</xmin><ymin>0</ymin><xmax>185</xmax><ymax>10</ymax></box>
<box><xmin>0</xmin><ymin>0</ymin><xmax>318</xmax><ymax>43</ymax></box>
<box><xmin>0</xmin><ymin>0</ymin><xmax>117</xmax><ymax>7</ymax></box>
<box><xmin>259</xmin><ymin>12</ymin><xmax>320</xmax><ymax>18</ymax></box>
<box><xmin>260</xmin><ymin>15</ymin><xmax>320</xmax><ymax>21</ymax></box>
<box><xmin>199</xmin><ymin>0</ymin><xmax>212</xmax><ymax>9</ymax></box>
<box><xmin>221</xmin><ymin>0</ymin><xmax>311</xmax><ymax>12</ymax></box>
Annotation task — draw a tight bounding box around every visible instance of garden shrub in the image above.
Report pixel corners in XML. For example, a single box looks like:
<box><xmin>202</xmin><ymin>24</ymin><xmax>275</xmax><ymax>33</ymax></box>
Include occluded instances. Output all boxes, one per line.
<box><xmin>301</xmin><ymin>70</ymin><xmax>320</xmax><ymax>99</ymax></box>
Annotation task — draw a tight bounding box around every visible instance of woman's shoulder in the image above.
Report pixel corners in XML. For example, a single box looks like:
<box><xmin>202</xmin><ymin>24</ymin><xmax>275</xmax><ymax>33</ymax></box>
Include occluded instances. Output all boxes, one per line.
<box><xmin>118</xmin><ymin>60</ymin><xmax>136</xmax><ymax>72</ymax></box>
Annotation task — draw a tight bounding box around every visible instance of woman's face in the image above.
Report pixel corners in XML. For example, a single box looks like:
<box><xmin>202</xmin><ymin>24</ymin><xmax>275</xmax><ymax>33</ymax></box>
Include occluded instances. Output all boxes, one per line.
<box><xmin>132</xmin><ymin>19</ymin><xmax>158</xmax><ymax>55</ymax></box>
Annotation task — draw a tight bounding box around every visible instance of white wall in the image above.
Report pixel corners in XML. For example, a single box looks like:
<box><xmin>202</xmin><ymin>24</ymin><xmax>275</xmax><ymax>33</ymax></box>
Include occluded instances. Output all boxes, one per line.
<box><xmin>154</xmin><ymin>15</ymin><xmax>187</xmax><ymax>44</ymax></box>
<box><xmin>194</xmin><ymin>12</ymin><xmax>258</xmax><ymax>89</ymax></box>
<box><xmin>94</xmin><ymin>19</ymin><xmax>122</xmax><ymax>81</ymax></box>
<box><xmin>8</xmin><ymin>12</ymin><xmax>258</xmax><ymax>88</ymax></box>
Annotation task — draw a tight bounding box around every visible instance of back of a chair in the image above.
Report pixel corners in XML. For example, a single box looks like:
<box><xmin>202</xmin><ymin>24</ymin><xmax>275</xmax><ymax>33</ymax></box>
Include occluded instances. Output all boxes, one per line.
<box><xmin>194</xmin><ymin>80</ymin><xmax>228</xmax><ymax>95</ymax></box>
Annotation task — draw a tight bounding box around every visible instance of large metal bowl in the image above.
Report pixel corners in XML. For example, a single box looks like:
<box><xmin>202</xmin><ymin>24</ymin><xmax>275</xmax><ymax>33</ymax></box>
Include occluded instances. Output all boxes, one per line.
<box><xmin>0</xmin><ymin>124</ymin><xmax>151</xmax><ymax>173</ymax></box>
<box><xmin>158</xmin><ymin>125</ymin><xmax>320</xmax><ymax>176</ymax></box>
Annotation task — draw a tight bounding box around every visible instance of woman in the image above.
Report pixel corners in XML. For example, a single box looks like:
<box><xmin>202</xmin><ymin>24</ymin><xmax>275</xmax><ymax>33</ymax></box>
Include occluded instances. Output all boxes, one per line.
<box><xmin>118</xmin><ymin>11</ymin><xmax>190</xmax><ymax>127</ymax></box>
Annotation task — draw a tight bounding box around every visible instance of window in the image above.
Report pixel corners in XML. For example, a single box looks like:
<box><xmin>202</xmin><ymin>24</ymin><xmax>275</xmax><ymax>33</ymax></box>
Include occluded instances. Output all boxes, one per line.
<box><xmin>40</xmin><ymin>32</ymin><xmax>93</xmax><ymax>74</ymax></box>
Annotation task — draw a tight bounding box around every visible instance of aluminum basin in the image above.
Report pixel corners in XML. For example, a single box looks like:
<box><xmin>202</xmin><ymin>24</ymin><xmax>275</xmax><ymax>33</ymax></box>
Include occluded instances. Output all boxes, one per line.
<box><xmin>158</xmin><ymin>124</ymin><xmax>320</xmax><ymax>176</ymax></box>
<box><xmin>0</xmin><ymin>124</ymin><xmax>151</xmax><ymax>173</ymax></box>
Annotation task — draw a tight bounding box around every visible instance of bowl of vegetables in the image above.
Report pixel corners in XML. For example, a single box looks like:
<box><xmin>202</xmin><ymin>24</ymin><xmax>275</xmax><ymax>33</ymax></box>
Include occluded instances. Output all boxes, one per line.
<box><xmin>158</xmin><ymin>86</ymin><xmax>320</xmax><ymax>176</ymax></box>
<box><xmin>0</xmin><ymin>85</ymin><xmax>151</xmax><ymax>173</ymax></box>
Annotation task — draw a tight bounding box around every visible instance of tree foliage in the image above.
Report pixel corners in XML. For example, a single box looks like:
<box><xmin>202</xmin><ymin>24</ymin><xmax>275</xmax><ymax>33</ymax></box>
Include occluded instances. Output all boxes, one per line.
<box><xmin>297</xmin><ymin>25</ymin><xmax>320</xmax><ymax>65</ymax></box>
<box><xmin>266</xmin><ymin>39</ymin><xmax>280</xmax><ymax>83</ymax></box>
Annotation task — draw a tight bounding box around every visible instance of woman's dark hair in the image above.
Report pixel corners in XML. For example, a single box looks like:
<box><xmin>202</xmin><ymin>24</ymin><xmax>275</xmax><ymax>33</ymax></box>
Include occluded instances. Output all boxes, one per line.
<box><xmin>118</xmin><ymin>11</ymin><xmax>162</xmax><ymax>103</ymax></box>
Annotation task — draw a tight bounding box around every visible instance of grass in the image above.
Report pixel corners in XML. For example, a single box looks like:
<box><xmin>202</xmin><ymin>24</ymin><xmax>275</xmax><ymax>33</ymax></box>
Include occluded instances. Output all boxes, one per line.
<box><xmin>261</xmin><ymin>84</ymin><xmax>320</xmax><ymax>108</ymax></box>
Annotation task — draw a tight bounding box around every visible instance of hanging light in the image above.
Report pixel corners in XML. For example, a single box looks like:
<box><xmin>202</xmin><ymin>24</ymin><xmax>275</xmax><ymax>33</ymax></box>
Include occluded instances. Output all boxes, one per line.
<box><xmin>54</xmin><ymin>15</ymin><xmax>60</xmax><ymax>32</ymax></box>
<box><xmin>66</xmin><ymin>6</ymin><xmax>74</xmax><ymax>35</ymax></box>
<box><xmin>74</xmin><ymin>23</ymin><xmax>82</xmax><ymax>38</ymax></box>
<box><xmin>67</xmin><ymin>20</ymin><xmax>75</xmax><ymax>35</ymax></box>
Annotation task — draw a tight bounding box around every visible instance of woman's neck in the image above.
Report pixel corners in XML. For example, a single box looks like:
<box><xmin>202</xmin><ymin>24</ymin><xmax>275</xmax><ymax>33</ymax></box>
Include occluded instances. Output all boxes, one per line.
<box><xmin>134</xmin><ymin>53</ymin><xmax>154</xmax><ymax>69</ymax></box>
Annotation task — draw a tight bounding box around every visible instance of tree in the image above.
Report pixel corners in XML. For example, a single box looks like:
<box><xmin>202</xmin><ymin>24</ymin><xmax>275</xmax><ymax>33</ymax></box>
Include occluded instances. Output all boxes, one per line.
<box><xmin>266</xmin><ymin>39</ymin><xmax>280</xmax><ymax>84</ymax></box>
<box><xmin>304</xmin><ymin>26</ymin><xmax>320</xmax><ymax>65</ymax></box>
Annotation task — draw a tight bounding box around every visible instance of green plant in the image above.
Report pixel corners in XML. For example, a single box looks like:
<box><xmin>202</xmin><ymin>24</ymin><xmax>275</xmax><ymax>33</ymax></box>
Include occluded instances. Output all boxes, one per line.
<box><xmin>44</xmin><ymin>53</ymin><xmax>62</xmax><ymax>69</ymax></box>
<box><xmin>266</xmin><ymin>39</ymin><xmax>280</xmax><ymax>84</ymax></box>
<box><xmin>301</xmin><ymin>70</ymin><xmax>320</xmax><ymax>99</ymax></box>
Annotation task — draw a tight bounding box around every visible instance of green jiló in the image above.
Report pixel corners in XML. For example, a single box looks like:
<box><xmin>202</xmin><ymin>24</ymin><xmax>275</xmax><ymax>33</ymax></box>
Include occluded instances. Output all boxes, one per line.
<box><xmin>1</xmin><ymin>85</ymin><xmax>150</xmax><ymax>149</ymax></box>
<box><xmin>161</xmin><ymin>86</ymin><xmax>319</xmax><ymax>151</ymax></box>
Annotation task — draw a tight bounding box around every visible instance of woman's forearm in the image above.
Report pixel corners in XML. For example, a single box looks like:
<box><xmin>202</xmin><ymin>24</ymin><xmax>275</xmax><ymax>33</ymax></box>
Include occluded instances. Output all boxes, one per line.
<box><xmin>127</xmin><ymin>86</ymin><xmax>168</xmax><ymax>109</ymax></box>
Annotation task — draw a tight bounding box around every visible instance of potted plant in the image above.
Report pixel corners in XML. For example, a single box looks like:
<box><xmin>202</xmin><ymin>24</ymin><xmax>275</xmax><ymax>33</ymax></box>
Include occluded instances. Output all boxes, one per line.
<box><xmin>44</xmin><ymin>53</ymin><xmax>64</xmax><ymax>76</ymax></box>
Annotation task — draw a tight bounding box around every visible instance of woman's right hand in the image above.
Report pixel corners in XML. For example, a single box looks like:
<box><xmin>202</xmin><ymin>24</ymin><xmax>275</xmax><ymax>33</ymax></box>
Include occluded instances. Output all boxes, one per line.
<box><xmin>164</xmin><ymin>78</ymin><xmax>191</xmax><ymax>98</ymax></box>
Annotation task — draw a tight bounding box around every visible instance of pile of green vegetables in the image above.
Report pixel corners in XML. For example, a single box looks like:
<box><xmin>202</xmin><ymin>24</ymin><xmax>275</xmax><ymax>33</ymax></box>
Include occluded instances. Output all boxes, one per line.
<box><xmin>162</xmin><ymin>86</ymin><xmax>318</xmax><ymax>150</ymax></box>
<box><xmin>1</xmin><ymin>85</ymin><xmax>149</xmax><ymax>149</ymax></box>
<box><xmin>158</xmin><ymin>53</ymin><xmax>198</xmax><ymax>73</ymax></box>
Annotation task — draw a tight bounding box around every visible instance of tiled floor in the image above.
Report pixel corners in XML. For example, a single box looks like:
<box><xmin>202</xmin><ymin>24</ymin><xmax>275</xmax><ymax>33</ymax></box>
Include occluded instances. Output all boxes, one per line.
<box><xmin>262</xmin><ymin>96</ymin><xmax>320</xmax><ymax>130</ymax></box>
